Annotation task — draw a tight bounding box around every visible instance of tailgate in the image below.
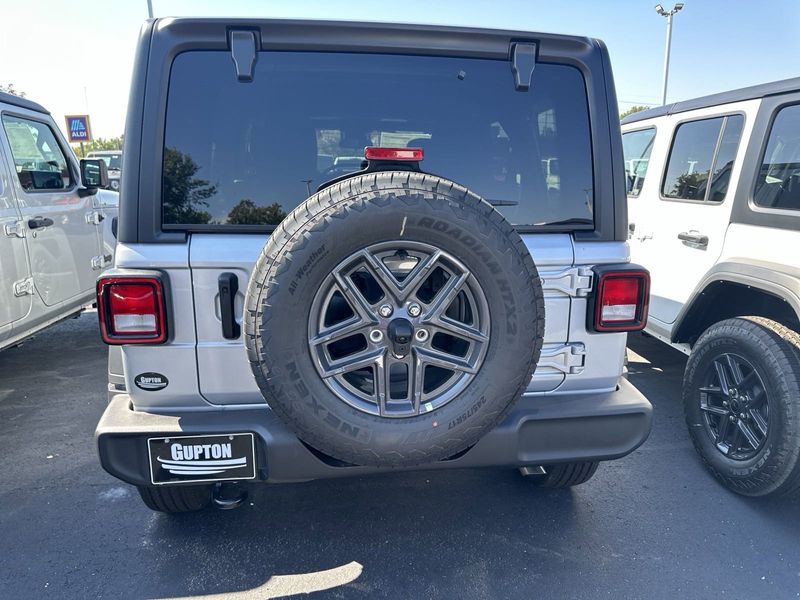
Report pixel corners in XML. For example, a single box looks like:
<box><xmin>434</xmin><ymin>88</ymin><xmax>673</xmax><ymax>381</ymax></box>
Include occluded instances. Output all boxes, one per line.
<box><xmin>190</xmin><ymin>233</ymin><xmax>578</xmax><ymax>405</ymax></box>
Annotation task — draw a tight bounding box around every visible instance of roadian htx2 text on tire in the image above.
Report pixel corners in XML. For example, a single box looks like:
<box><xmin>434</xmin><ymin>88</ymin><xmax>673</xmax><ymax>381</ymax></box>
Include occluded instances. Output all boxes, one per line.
<box><xmin>244</xmin><ymin>172</ymin><xmax>545</xmax><ymax>468</ymax></box>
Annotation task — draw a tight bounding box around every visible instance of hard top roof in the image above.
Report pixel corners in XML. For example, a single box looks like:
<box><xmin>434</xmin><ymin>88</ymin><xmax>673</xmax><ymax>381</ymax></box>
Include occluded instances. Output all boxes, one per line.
<box><xmin>0</xmin><ymin>92</ymin><xmax>49</xmax><ymax>115</ymax></box>
<box><xmin>622</xmin><ymin>77</ymin><xmax>800</xmax><ymax>125</ymax></box>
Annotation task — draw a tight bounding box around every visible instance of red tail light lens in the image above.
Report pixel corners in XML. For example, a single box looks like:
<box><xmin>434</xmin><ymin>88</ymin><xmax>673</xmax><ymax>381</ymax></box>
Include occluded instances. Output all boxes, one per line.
<box><xmin>593</xmin><ymin>270</ymin><xmax>650</xmax><ymax>332</ymax></box>
<box><xmin>97</xmin><ymin>276</ymin><xmax>167</xmax><ymax>344</ymax></box>
<box><xmin>364</xmin><ymin>147</ymin><xmax>423</xmax><ymax>161</ymax></box>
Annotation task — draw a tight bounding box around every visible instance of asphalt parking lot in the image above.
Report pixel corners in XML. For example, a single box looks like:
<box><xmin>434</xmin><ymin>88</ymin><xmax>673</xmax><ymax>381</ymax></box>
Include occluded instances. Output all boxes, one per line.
<box><xmin>1</xmin><ymin>313</ymin><xmax>799</xmax><ymax>599</ymax></box>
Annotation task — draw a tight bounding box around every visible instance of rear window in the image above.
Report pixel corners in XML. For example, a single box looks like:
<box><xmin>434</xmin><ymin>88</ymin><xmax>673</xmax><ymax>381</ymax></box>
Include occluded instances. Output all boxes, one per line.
<box><xmin>622</xmin><ymin>128</ymin><xmax>655</xmax><ymax>197</ymax></box>
<box><xmin>754</xmin><ymin>104</ymin><xmax>800</xmax><ymax>212</ymax></box>
<box><xmin>162</xmin><ymin>51</ymin><xmax>594</xmax><ymax>229</ymax></box>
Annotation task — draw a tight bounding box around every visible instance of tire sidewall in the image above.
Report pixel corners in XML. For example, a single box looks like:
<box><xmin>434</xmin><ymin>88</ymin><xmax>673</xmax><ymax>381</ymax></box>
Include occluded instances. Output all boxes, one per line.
<box><xmin>249</xmin><ymin>178</ymin><xmax>542</xmax><ymax>464</ymax></box>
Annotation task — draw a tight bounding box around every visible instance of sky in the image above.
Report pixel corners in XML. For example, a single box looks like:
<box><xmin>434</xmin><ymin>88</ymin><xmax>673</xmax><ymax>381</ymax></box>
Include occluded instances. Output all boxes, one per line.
<box><xmin>1</xmin><ymin>0</ymin><xmax>799</xmax><ymax>140</ymax></box>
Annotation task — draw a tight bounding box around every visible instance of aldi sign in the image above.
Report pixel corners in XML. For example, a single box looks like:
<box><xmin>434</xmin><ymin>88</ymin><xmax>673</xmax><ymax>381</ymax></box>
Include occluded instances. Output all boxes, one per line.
<box><xmin>64</xmin><ymin>115</ymin><xmax>92</xmax><ymax>143</ymax></box>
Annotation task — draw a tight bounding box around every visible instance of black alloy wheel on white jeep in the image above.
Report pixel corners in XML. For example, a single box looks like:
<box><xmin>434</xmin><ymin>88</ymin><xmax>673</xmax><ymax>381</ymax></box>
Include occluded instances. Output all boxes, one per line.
<box><xmin>244</xmin><ymin>172</ymin><xmax>545</xmax><ymax>468</ymax></box>
<box><xmin>683</xmin><ymin>317</ymin><xmax>800</xmax><ymax>497</ymax></box>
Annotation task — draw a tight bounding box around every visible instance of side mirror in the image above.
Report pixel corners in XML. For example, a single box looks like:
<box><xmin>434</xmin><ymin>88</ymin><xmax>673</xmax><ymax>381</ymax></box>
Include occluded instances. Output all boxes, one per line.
<box><xmin>80</xmin><ymin>159</ymin><xmax>109</xmax><ymax>191</ymax></box>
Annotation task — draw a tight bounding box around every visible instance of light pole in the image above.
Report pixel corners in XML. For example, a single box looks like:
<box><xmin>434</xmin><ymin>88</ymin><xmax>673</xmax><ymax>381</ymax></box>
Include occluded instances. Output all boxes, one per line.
<box><xmin>146</xmin><ymin>0</ymin><xmax>153</xmax><ymax>18</ymax></box>
<box><xmin>655</xmin><ymin>3</ymin><xmax>684</xmax><ymax>106</ymax></box>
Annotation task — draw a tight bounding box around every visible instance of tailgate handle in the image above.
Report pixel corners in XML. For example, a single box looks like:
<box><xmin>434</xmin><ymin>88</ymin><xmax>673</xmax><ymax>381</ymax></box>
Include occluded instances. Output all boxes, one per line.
<box><xmin>218</xmin><ymin>272</ymin><xmax>240</xmax><ymax>340</ymax></box>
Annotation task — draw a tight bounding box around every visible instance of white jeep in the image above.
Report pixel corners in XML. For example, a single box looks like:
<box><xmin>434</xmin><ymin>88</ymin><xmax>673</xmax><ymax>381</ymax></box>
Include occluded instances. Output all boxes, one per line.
<box><xmin>0</xmin><ymin>92</ymin><xmax>116</xmax><ymax>352</ymax></box>
<box><xmin>623</xmin><ymin>78</ymin><xmax>800</xmax><ymax>497</ymax></box>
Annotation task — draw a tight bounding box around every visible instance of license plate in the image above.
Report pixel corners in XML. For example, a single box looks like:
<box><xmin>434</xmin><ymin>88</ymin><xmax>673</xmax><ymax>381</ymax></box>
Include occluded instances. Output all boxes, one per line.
<box><xmin>147</xmin><ymin>433</ymin><xmax>256</xmax><ymax>485</ymax></box>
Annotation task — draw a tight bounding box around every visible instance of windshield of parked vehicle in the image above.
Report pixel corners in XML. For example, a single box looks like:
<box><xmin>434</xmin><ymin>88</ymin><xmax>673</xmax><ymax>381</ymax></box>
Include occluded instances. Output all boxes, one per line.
<box><xmin>162</xmin><ymin>51</ymin><xmax>594</xmax><ymax>229</ymax></box>
<box><xmin>93</xmin><ymin>154</ymin><xmax>122</xmax><ymax>170</ymax></box>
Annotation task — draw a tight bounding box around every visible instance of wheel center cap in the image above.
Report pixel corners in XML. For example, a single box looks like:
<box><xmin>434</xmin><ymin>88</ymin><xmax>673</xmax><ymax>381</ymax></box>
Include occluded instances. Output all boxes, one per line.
<box><xmin>387</xmin><ymin>318</ymin><xmax>414</xmax><ymax>357</ymax></box>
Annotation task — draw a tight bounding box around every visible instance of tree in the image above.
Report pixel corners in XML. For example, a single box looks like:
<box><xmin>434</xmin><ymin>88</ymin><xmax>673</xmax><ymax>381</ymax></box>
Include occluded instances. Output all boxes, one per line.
<box><xmin>162</xmin><ymin>148</ymin><xmax>216</xmax><ymax>224</ymax></box>
<box><xmin>226</xmin><ymin>199</ymin><xmax>287</xmax><ymax>225</ymax></box>
<box><xmin>620</xmin><ymin>105</ymin><xmax>651</xmax><ymax>121</ymax></box>
<box><xmin>669</xmin><ymin>171</ymin><xmax>707</xmax><ymax>200</ymax></box>
<box><xmin>71</xmin><ymin>136</ymin><xmax>124</xmax><ymax>158</ymax></box>
<box><xmin>0</xmin><ymin>83</ymin><xmax>26</xmax><ymax>97</ymax></box>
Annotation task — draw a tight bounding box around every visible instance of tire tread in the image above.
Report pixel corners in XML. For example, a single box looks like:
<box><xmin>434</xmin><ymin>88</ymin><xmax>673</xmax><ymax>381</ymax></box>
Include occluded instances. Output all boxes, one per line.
<box><xmin>531</xmin><ymin>462</ymin><xmax>599</xmax><ymax>488</ymax></box>
<box><xmin>243</xmin><ymin>172</ymin><xmax>545</xmax><ymax>467</ymax></box>
<box><xmin>137</xmin><ymin>485</ymin><xmax>212</xmax><ymax>513</ymax></box>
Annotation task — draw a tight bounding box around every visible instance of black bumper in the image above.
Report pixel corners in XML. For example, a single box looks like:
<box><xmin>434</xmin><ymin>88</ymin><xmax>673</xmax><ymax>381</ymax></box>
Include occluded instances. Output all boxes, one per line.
<box><xmin>96</xmin><ymin>379</ymin><xmax>652</xmax><ymax>486</ymax></box>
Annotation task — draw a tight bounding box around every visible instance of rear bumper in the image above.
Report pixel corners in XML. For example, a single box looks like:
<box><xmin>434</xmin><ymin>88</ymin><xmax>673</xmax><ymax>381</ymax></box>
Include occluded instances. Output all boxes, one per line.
<box><xmin>96</xmin><ymin>379</ymin><xmax>652</xmax><ymax>486</ymax></box>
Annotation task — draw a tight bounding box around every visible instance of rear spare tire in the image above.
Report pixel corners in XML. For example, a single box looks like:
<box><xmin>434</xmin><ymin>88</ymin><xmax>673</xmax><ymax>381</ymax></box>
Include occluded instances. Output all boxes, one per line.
<box><xmin>244</xmin><ymin>172</ymin><xmax>544</xmax><ymax>467</ymax></box>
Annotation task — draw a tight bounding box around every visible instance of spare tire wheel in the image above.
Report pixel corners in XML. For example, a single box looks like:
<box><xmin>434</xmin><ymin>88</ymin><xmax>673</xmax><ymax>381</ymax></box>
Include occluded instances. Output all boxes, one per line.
<box><xmin>244</xmin><ymin>172</ymin><xmax>544</xmax><ymax>467</ymax></box>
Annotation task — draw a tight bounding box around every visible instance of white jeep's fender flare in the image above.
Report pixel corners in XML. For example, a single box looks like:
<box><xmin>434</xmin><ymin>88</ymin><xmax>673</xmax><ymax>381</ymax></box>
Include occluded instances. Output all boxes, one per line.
<box><xmin>672</xmin><ymin>259</ymin><xmax>800</xmax><ymax>344</ymax></box>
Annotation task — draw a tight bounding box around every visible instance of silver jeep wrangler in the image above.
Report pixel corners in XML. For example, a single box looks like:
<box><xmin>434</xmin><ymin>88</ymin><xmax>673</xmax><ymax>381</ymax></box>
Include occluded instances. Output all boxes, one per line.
<box><xmin>95</xmin><ymin>18</ymin><xmax>652</xmax><ymax>513</ymax></box>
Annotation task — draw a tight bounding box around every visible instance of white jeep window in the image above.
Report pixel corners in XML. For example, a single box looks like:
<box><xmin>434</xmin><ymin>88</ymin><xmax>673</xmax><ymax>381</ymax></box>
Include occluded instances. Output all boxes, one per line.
<box><xmin>661</xmin><ymin>115</ymin><xmax>744</xmax><ymax>202</ymax></box>
<box><xmin>2</xmin><ymin>115</ymin><xmax>72</xmax><ymax>191</ymax></box>
<box><xmin>754</xmin><ymin>104</ymin><xmax>800</xmax><ymax>212</ymax></box>
<box><xmin>622</xmin><ymin>128</ymin><xmax>655</xmax><ymax>197</ymax></box>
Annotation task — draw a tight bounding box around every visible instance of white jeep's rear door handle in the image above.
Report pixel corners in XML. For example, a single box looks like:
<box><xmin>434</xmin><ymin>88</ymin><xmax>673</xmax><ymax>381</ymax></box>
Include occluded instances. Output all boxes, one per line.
<box><xmin>678</xmin><ymin>231</ymin><xmax>708</xmax><ymax>247</ymax></box>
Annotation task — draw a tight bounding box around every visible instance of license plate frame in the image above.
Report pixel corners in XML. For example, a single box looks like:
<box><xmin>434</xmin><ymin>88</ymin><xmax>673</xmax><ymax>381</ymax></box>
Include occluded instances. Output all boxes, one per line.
<box><xmin>147</xmin><ymin>432</ymin><xmax>256</xmax><ymax>485</ymax></box>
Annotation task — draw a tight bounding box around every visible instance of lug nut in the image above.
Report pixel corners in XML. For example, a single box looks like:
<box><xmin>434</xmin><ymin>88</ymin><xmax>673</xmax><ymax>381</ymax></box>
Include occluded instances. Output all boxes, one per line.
<box><xmin>408</xmin><ymin>303</ymin><xmax>422</xmax><ymax>317</ymax></box>
<box><xmin>740</xmin><ymin>413</ymin><xmax>746</xmax><ymax>419</ymax></box>
<box><xmin>369</xmin><ymin>329</ymin><xmax>384</xmax><ymax>343</ymax></box>
<box><xmin>729</xmin><ymin>415</ymin><xmax>737</xmax><ymax>422</ymax></box>
<box><xmin>378</xmin><ymin>304</ymin><xmax>393</xmax><ymax>318</ymax></box>
<box><xmin>722</xmin><ymin>401</ymin><xmax>728</xmax><ymax>407</ymax></box>
<box><xmin>415</xmin><ymin>329</ymin><xmax>429</xmax><ymax>342</ymax></box>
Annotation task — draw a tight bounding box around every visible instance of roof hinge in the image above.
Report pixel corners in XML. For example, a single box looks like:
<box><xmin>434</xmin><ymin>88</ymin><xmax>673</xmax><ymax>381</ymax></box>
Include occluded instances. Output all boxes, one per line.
<box><xmin>537</xmin><ymin>343</ymin><xmax>586</xmax><ymax>375</ymax></box>
<box><xmin>91</xmin><ymin>254</ymin><xmax>113</xmax><ymax>271</ymax></box>
<box><xmin>229</xmin><ymin>30</ymin><xmax>259</xmax><ymax>82</ymax></box>
<box><xmin>85</xmin><ymin>210</ymin><xmax>105</xmax><ymax>226</ymax></box>
<box><xmin>511</xmin><ymin>42</ymin><xmax>537</xmax><ymax>91</ymax></box>
<box><xmin>540</xmin><ymin>267</ymin><xmax>594</xmax><ymax>297</ymax></box>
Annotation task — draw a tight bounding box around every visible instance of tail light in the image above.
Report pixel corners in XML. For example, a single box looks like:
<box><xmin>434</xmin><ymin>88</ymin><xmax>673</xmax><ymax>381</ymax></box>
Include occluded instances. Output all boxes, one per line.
<box><xmin>590</xmin><ymin>266</ymin><xmax>650</xmax><ymax>332</ymax></box>
<box><xmin>97</xmin><ymin>276</ymin><xmax>167</xmax><ymax>344</ymax></box>
<box><xmin>364</xmin><ymin>147</ymin><xmax>423</xmax><ymax>161</ymax></box>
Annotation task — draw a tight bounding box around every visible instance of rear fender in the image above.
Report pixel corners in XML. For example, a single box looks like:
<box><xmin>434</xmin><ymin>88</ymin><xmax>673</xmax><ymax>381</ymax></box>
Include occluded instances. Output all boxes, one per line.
<box><xmin>672</xmin><ymin>259</ymin><xmax>800</xmax><ymax>344</ymax></box>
